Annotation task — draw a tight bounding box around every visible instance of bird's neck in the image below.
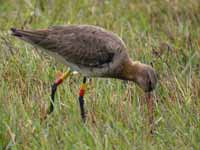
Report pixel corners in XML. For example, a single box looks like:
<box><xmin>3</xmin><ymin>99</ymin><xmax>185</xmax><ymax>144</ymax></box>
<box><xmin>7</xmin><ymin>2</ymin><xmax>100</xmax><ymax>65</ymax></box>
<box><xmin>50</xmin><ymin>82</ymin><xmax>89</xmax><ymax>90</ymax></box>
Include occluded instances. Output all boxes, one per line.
<box><xmin>119</xmin><ymin>58</ymin><xmax>142</xmax><ymax>82</ymax></box>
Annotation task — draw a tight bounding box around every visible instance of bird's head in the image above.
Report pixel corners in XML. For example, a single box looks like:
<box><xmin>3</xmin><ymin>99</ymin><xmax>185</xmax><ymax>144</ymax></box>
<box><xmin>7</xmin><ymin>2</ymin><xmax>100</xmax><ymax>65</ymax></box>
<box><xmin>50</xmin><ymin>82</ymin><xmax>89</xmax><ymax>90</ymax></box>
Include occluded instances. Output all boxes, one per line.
<box><xmin>134</xmin><ymin>64</ymin><xmax>157</xmax><ymax>92</ymax></box>
<box><xmin>122</xmin><ymin>61</ymin><xmax>157</xmax><ymax>92</ymax></box>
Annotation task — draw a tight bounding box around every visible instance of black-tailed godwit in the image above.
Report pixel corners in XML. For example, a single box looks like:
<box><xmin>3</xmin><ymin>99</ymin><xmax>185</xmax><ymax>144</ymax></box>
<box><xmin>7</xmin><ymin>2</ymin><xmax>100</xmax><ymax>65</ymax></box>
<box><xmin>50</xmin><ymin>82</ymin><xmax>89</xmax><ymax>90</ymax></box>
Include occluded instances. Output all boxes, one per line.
<box><xmin>11</xmin><ymin>25</ymin><xmax>157</xmax><ymax>130</ymax></box>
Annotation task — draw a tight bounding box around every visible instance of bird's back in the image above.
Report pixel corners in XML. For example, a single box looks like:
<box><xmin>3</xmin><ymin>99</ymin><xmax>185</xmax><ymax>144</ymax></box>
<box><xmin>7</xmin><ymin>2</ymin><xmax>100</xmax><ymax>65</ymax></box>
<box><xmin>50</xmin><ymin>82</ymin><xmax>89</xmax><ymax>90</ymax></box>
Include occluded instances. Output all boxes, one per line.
<box><xmin>11</xmin><ymin>25</ymin><xmax>129</xmax><ymax>77</ymax></box>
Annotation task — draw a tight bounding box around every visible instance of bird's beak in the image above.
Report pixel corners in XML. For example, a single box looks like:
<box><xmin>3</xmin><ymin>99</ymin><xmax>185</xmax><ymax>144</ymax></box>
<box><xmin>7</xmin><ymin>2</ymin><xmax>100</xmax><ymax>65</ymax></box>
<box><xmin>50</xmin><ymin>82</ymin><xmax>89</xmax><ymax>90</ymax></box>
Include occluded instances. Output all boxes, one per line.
<box><xmin>145</xmin><ymin>92</ymin><xmax>155</xmax><ymax>134</ymax></box>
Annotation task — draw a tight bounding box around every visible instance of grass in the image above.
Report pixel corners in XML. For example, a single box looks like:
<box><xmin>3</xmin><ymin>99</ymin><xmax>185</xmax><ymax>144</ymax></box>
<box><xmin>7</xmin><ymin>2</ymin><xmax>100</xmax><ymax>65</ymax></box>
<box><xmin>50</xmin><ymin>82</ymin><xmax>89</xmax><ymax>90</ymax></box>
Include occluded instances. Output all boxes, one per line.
<box><xmin>0</xmin><ymin>0</ymin><xmax>200</xmax><ymax>149</ymax></box>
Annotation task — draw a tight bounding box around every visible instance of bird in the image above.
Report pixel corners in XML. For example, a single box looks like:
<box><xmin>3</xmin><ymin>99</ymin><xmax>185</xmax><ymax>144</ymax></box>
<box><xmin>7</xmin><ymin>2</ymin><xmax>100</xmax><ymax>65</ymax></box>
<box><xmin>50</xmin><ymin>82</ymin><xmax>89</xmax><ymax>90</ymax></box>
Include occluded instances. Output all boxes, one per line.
<box><xmin>11</xmin><ymin>25</ymin><xmax>157</xmax><ymax>130</ymax></box>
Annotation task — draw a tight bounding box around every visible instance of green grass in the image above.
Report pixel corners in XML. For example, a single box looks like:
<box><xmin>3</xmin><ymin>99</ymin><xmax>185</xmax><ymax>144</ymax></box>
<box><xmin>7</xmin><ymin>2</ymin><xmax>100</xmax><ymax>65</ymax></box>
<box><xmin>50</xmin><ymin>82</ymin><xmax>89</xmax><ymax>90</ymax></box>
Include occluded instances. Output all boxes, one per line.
<box><xmin>0</xmin><ymin>0</ymin><xmax>200</xmax><ymax>149</ymax></box>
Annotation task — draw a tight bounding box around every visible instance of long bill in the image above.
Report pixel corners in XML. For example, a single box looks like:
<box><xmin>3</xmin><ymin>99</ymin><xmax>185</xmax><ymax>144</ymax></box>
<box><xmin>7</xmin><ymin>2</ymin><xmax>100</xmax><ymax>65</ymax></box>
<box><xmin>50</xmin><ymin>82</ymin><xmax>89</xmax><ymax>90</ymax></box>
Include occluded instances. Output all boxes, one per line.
<box><xmin>145</xmin><ymin>92</ymin><xmax>155</xmax><ymax>134</ymax></box>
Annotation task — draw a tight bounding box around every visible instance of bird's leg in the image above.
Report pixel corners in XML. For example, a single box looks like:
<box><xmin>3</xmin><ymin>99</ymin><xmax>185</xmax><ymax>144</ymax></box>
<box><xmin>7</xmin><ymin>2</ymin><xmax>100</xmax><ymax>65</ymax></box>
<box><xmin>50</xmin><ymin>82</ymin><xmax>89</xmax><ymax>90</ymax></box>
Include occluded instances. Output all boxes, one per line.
<box><xmin>78</xmin><ymin>77</ymin><xmax>87</xmax><ymax>122</ymax></box>
<box><xmin>48</xmin><ymin>70</ymin><xmax>71</xmax><ymax>114</ymax></box>
<box><xmin>145</xmin><ymin>92</ymin><xmax>155</xmax><ymax>134</ymax></box>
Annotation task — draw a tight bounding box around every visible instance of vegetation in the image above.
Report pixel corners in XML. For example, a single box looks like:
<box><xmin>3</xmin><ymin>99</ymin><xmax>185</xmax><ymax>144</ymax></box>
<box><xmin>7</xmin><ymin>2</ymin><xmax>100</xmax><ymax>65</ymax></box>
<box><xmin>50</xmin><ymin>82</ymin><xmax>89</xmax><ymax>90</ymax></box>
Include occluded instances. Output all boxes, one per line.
<box><xmin>0</xmin><ymin>0</ymin><xmax>200</xmax><ymax>149</ymax></box>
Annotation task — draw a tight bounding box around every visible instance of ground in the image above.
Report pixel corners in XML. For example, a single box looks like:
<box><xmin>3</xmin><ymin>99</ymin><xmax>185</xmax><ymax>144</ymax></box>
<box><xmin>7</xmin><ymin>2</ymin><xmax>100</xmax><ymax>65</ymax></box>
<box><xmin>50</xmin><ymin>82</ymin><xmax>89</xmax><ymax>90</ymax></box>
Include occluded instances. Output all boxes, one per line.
<box><xmin>0</xmin><ymin>0</ymin><xmax>200</xmax><ymax>149</ymax></box>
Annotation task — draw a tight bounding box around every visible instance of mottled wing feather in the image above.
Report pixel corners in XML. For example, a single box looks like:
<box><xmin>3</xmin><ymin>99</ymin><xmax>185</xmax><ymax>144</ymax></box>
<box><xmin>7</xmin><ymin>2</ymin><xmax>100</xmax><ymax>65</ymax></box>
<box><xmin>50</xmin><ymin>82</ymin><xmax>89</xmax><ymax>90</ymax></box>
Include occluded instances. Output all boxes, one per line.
<box><xmin>58</xmin><ymin>28</ymin><xmax>117</xmax><ymax>67</ymax></box>
<box><xmin>24</xmin><ymin>25</ymin><xmax>126</xmax><ymax>68</ymax></box>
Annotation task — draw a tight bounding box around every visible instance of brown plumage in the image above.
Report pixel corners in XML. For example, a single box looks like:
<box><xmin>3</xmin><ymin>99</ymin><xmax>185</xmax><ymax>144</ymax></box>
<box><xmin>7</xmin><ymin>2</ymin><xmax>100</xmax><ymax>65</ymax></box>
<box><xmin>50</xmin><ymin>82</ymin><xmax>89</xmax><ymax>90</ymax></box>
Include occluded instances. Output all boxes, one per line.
<box><xmin>11</xmin><ymin>25</ymin><xmax>157</xmax><ymax>92</ymax></box>
<box><xmin>11</xmin><ymin>25</ymin><xmax>157</xmax><ymax>132</ymax></box>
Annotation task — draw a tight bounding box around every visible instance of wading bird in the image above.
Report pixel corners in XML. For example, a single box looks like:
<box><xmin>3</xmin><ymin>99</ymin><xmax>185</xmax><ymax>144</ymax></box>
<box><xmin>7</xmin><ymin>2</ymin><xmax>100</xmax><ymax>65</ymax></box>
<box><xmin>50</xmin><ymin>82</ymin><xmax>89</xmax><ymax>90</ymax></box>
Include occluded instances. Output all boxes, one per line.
<box><xmin>11</xmin><ymin>25</ymin><xmax>157</xmax><ymax>129</ymax></box>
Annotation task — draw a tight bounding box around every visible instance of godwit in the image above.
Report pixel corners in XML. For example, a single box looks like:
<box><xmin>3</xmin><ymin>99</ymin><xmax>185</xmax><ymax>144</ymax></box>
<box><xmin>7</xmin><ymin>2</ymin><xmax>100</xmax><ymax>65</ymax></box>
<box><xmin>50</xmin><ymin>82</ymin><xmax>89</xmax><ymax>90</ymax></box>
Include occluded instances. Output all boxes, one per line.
<box><xmin>11</xmin><ymin>25</ymin><xmax>157</xmax><ymax>127</ymax></box>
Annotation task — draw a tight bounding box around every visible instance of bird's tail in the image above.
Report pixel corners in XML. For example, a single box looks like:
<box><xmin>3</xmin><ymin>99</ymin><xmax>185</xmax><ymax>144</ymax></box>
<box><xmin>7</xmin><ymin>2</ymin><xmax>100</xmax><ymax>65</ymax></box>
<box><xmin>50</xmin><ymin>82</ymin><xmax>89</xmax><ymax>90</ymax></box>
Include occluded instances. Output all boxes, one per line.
<box><xmin>10</xmin><ymin>28</ymin><xmax>48</xmax><ymax>44</ymax></box>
